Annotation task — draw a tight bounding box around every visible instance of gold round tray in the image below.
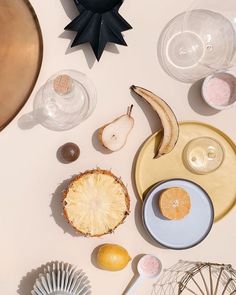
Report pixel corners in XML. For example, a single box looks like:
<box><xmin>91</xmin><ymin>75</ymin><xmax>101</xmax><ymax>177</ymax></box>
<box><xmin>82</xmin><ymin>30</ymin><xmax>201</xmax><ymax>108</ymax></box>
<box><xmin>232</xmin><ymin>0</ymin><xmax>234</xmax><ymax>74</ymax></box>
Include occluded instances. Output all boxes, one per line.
<box><xmin>135</xmin><ymin>121</ymin><xmax>236</xmax><ymax>222</ymax></box>
<box><xmin>0</xmin><ymin>0</ymin><xmax>43</xmax><ymax>130</ymax></box>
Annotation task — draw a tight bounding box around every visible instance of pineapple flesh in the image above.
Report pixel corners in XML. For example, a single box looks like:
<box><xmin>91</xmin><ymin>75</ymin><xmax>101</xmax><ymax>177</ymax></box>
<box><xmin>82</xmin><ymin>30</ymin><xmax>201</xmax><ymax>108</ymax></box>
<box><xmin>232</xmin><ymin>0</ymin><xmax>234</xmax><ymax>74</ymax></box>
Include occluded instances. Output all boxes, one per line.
<box><xmin>63</xmin><ymin>169</ymin><xmax>130</xmax><ymax>237</ymax></box>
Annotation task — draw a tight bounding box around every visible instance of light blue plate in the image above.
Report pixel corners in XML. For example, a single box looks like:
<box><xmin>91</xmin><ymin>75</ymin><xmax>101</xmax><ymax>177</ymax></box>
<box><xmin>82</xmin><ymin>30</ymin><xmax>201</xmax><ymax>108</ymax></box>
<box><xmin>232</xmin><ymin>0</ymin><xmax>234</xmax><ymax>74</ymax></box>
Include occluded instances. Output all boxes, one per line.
<box><xmin>142</xmin><ymin>179</ymin><xmax>214</xmax><ymax>249</ymax></box>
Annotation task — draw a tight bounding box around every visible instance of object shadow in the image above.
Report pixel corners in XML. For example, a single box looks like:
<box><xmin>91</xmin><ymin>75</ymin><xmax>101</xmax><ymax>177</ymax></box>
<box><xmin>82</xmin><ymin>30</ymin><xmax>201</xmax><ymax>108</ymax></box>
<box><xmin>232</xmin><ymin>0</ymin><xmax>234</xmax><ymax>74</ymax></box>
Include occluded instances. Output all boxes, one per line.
<box><xmin>17</xmin><ymin>105</ymin><xmax>49</xmax><ymax>130</ymax></box>
<box><xmin>59</xmin><ymin>31</ymin><xmax>97</xmax><ymax>69</ymax></box>
<box><xmin>188</xmin><ymin>80</ymin><xmax>220</xmax><ymax>116</ymax></box>
<box><xmin>50</xmin><ymin>176</ymin><xmax>81</xmax><ymax>237</ymax></box>
<box><xmin>90</xmin><ymin>245</ymin><xmax>103</xmax><ymax>269</ymax></box>
<box><xmin>59</xmin><ymin>0</ymin><xmax>97</xmax><ymax>68</ymax></box>
<box><xmin>131</xmin><ymin>143</ymin><xmax>166</xmax><ymax>249</ymax></box>
<box><xmin>17</xmin><ymin>112</ymin><xmax>37</xmax><ymax>130</ymax></box>
<box><xmin>122</xmin><ymin>254</ymin><xmax>145</xmax><ymax>295</ymax></box>
<box><xmin>105</xmin><ymin>43</ymin><xmax>120</xmax><ymax>54</ymax></box>
<box><xmin>152</xmin><ymin>190</ymin><xmax>168</xmax><ymax>220</ymax></box>
<box><xmin>60</xmin><ymin>0</ymin><xmax>78</xmax><ymax>20</ymax></box>
<box><xmin>130</xmin><ymin>90</ymin><xmax>161</xmax><ymax>134</ymax></box>
<box><xmin>17</xmin><ymin>264</ymin><xmax>45</xmax><ymax>295</ymax></box>
<box><xmin>91</xmin><ymin>128</ymin><xmax>113</xmax><ymax>155</ymax></box>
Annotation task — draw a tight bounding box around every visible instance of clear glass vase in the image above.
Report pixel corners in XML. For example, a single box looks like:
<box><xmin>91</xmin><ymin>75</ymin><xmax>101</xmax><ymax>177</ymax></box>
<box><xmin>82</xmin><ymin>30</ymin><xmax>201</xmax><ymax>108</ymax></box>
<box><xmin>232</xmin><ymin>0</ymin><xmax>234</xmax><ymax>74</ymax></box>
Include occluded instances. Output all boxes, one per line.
<box><xmin>158</xmin><ymin>0</ymin><xmax>236</xmax><ymax>83</ymax></box>
<box><xmin>32</xmin><ymin>70</ymin><xmax>97</xmax><ymax>131</ymax></box>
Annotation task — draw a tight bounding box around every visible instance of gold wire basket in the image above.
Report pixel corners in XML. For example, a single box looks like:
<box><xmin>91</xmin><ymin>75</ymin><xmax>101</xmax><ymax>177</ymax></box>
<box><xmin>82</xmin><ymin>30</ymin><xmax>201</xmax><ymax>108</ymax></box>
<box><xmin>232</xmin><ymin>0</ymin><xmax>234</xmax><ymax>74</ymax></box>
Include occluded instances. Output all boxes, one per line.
<box><xmin>153</xmin><ymin>260</ymin><xmax>236</xmax><ymax>295</ymax></box>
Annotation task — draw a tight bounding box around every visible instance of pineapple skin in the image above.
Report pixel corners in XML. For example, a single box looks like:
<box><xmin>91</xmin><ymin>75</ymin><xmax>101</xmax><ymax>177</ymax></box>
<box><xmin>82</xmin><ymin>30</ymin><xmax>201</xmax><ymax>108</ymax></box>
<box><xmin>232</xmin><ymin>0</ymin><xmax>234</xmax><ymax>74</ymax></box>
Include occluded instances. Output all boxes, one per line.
<box><xmin>63</xmin><ymin>169</ymin><xmax>130</xmax><ymax>237</ymax></box>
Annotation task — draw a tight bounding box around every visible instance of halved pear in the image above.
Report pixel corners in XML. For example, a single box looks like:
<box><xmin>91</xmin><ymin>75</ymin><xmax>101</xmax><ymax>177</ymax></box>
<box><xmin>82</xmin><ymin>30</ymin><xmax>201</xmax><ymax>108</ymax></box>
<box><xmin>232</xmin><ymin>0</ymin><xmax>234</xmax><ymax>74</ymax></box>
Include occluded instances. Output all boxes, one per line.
<box><xmin>98</xmin><ymin>106</ymin><xmax>134</xmax><ymax>152</ymax></box>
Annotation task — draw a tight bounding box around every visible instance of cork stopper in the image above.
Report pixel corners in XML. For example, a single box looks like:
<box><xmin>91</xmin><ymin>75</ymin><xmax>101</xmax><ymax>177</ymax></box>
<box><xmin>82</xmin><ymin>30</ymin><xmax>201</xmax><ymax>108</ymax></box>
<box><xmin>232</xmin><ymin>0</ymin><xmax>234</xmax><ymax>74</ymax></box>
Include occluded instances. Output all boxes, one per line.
<box><xmin>53</xmin><ymin>75</ymin><xmax>73</xmax><ymax>95</ymax></box>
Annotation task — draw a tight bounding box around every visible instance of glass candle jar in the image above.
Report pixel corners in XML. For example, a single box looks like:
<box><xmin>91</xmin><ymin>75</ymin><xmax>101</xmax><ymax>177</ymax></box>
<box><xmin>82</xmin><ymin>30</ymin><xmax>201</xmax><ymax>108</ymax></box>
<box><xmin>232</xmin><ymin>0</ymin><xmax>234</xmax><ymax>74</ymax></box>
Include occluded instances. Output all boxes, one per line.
<box><xmin>33</xmin><ymin>70</ymin><xmax>97</xmax><ymax>131</ymax></box>
<box><xmin>183</xmin><ymin>137</ymin><xmax>224</xmax><ymax>174</ymax></box>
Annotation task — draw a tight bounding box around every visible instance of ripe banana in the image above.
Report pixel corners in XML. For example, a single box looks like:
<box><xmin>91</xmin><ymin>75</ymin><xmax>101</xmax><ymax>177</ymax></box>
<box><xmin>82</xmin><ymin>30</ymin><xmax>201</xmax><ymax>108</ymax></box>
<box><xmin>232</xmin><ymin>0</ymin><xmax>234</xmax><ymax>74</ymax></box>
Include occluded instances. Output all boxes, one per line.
<box><xmin>131</xmin><ymin>85</ymin><xmax>179</xmax><ymax>158</ymax></box>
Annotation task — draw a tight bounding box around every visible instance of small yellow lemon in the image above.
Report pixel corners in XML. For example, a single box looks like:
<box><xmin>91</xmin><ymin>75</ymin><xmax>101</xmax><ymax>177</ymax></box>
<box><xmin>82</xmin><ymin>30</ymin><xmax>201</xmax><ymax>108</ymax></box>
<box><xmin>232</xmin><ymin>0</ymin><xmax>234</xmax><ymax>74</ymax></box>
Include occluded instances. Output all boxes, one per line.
<box><xmin>97</xmin><ymin>244</ymin><xmax>131</xmax><ymax>271</ymax></box>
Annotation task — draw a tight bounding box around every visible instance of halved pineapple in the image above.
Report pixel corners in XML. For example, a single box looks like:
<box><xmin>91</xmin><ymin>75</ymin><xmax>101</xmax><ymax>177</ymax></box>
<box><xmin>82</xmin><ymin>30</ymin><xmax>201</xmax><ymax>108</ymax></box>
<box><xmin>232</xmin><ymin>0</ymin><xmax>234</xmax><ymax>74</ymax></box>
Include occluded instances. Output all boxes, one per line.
<box><xmin>63</xmin><ymin>169</ymin><xmax>130</xmax><ymax>237</ymax></box>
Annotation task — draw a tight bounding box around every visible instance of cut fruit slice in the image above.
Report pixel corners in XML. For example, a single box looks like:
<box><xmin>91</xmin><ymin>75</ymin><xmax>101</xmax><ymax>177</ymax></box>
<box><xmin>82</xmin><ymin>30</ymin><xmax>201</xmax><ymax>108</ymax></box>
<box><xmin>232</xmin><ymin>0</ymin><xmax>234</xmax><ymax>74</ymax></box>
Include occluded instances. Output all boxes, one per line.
<box><xmin>98</xmin><ymin>105</ymin><xmax>134</xmax><ymax>152</ymax></box>
<box><xmin>63</xmin><ymin>169</ymin><xmax>130</xmax><ymax>237</ymax></box>
<box><xmin>159</xmin><ymin>187</ymin><xmax>191</xmax><ymax>220</ymax></box>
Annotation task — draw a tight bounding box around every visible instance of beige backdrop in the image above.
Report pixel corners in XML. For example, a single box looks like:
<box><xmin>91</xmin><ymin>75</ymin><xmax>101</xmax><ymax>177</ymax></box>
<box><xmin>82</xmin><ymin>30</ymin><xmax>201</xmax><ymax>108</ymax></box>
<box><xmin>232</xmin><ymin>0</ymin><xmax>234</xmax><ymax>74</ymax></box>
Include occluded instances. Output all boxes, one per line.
<box><xmin>1</xmin><ymin>0</ymin><xmax>236</xmax><ymax>294</ymax></box>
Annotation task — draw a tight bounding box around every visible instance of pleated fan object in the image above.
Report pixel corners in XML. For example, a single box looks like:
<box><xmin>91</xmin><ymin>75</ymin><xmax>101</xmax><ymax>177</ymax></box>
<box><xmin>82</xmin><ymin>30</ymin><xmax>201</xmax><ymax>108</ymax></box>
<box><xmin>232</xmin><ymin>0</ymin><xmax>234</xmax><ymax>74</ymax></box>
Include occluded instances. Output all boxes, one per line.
<box><xmin>64</xmin><ymin>0</ymin><xmax>132</xmax><ymax>60</ymax></box>
<box><xmin>31</xmin><ymin>262</ymin><xmax>91</xmax><ymax>295</ymax></box>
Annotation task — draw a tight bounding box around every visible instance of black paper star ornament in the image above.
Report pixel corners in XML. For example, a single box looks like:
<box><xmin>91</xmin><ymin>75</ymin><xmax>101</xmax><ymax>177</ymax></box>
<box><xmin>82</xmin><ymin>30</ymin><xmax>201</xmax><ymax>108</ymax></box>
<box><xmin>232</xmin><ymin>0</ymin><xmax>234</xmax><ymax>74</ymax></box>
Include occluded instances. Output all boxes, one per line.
<box><xmin>65</xmin><ymin>0</ymin><xmax>132</xmax><ymax>61</ymax></box>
